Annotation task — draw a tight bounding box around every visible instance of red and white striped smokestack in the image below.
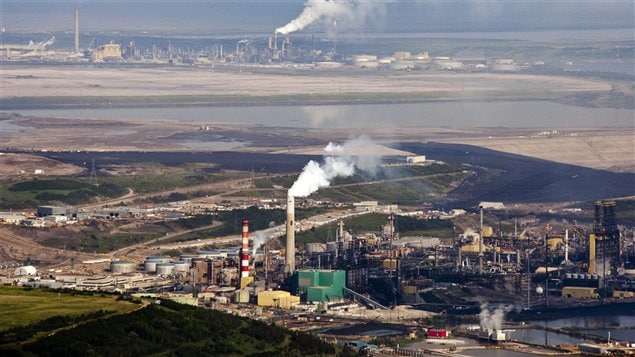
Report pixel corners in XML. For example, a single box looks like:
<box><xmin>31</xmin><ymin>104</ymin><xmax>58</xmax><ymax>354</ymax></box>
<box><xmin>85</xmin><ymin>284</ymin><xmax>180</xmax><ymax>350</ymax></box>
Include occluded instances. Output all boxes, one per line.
<box><xmin>241</xmin><ymin>219</ymin><xmax>250</xmax><ymax>279</ymax></box>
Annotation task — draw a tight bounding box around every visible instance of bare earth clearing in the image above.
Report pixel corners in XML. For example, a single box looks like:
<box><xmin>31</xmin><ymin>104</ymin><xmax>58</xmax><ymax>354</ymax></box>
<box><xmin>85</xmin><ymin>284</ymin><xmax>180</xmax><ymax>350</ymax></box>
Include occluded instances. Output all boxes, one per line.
<box><xmin>3</xmin><ymin>113</ymin><xmax>633</xmax><ymax>173</ymax></box>
<box><xmin>1</xmin><ymin>66</ymin><xmax>611</xmax><ymax>98</ymax></box>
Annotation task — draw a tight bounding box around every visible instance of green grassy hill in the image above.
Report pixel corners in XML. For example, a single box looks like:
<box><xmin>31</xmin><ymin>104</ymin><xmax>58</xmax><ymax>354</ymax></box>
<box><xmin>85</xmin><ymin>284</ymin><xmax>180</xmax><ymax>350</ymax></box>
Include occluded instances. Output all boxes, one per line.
<box><xmin>1</xmin><ymin>288</ymin><xmax>357</xmax><ymax>356</ymax></box>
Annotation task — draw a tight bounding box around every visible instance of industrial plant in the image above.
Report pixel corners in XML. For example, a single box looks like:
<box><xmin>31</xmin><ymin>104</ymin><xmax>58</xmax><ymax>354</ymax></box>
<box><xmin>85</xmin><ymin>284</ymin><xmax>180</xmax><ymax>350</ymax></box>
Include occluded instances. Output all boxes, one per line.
<box><xmin>3</xmin><ymin>191</ymin><xmax>635</xmax><ymax>352</ymax></box>
<box><xmin>1</xmin><ymin>2</ymin><xmax>633</xmax><ymax>355</ymax></box>
<box><xmin>0</xmin><ymin>8</ymin><xmax>536</xmax><ymax>74</ymax></box>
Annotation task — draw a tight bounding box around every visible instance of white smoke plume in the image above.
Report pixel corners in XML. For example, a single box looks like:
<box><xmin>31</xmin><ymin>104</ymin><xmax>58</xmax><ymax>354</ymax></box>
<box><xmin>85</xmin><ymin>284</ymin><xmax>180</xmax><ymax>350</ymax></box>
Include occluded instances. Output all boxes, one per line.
<box><xmin>479</xmin><ymin>304</ymin><xmax>512</xmax><ymax>333</ymax></box>
<box><xmin>288</xmin><ymin>136</ymin><xmax>380</xmax><ymax>197</ymax></box>
<box><xmin>252</xmin><ymin>230</ymin><xmax>268</xmax><ymax>257</ymax></box>
<box><xmin>275</xmin><ymin>0</ymin><xmax>392</xmax><ymax>35</ymax></box>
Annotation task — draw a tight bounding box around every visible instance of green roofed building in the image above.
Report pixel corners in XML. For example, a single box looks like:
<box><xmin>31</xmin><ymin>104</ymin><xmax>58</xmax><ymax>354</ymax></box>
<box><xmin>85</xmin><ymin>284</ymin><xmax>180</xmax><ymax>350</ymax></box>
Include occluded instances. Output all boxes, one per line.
<box><xmin>293</xmin><ymin>269</ymin><xmax>345</xmax><ymax>303</ymax></box>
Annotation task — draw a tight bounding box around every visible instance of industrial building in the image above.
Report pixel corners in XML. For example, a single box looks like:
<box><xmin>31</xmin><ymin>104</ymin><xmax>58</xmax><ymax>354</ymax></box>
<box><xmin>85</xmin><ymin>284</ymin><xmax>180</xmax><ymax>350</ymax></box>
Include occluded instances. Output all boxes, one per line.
<box><xmin>292</xmin><ymin>269</ymin><xmax>346</xmax><ymax>303</ymax></box>
<box><xmin>257</xmin><ymin>290</ymin><xmax>300</xmax><ymax>309</ymax></box>
<box><xmin>589</xmin><ymin>200</ymin><xmax>621</xmax><ymax>276</ymax></box>
<box><xmin>90</xmin><ymin>42</ymin><xmax>122</xmax><ymax>62</ymax></box>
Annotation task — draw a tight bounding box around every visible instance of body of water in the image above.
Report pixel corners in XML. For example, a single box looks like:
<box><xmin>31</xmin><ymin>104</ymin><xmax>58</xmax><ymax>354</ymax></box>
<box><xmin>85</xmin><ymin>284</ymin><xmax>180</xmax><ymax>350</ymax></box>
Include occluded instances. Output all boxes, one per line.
<box><xmin>11</xmin><ymin>100</ymin><xmax>634</xmax><ymax>129</ymax></box>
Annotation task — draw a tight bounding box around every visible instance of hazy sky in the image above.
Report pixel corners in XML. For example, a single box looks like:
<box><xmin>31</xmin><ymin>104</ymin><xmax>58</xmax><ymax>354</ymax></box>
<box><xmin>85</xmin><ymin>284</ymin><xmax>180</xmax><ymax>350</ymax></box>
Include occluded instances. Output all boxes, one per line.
<box><xmin>1</xmin><ymin>1</ymin><xmax>634</xmax><ymax>34</ymax></box>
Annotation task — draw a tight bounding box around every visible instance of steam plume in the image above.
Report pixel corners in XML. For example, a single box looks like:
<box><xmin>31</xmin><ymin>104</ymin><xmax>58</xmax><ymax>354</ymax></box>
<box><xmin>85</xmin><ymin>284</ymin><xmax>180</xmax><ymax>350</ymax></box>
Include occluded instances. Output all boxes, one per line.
<box><xmin>252</xmin><ymin>230</ymin><xmax>268</xmax><ymax>257</ymax></box>
<box><xmin>288</xmin><ymin>136</ymin><xmax>379</xmax><ymax>197</ymax></box>
<box><xmin>275</xmin><ymin>0</ymin><xmax>392</xmax><ymax>35</ymax></box>
<box><xmin>479</xmin><ymin>304</ymin><xmax>512</xmax><ymax>332</ymax></box>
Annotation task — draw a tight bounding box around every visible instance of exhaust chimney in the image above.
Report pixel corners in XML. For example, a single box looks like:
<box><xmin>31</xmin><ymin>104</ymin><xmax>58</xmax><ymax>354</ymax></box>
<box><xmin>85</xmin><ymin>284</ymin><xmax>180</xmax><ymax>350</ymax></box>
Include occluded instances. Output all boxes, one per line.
<box><xmin>565</xmin><ymin>229</ymin><xmax>569</xmax><ymax>263</ymax></box>
<box><xmin>241</xmin><ymin>219</ymin><xmax>250</xmax><ymax>279</ymax></box>
<box><xmin>286</xmin><ymin>194</ymin><xmax>295</xmax><ymax>274</ymax></box>
<box><xmin>74</xmin><ymin>8</ymin><xmax>79</xmax><ymax>53</ymax></box>
<box><xmin>479</xmin><ymin>205</ymin><xmax>484</xmax><ymax>275</ymax></box>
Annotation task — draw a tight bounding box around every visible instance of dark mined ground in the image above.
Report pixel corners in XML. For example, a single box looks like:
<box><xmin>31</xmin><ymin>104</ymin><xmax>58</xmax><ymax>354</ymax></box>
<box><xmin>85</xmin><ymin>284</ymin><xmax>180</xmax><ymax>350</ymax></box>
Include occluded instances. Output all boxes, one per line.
<box><xmin>396</xmin><ymin>142</ymin><xmax>635</xmax><ymax>208</ymax></box>
<box><xmin>23</xmin><ymin>142</ymin><xmax>635</xmax><ymax>208</ymax></box>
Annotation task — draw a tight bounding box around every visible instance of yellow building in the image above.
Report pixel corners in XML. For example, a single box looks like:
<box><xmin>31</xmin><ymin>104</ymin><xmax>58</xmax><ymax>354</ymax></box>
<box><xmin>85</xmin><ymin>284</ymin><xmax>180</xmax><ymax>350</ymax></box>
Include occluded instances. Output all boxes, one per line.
<box><xmin>257</xmin><ymin>290</ymin><xmax>300</xmax><ymax>309</ymax></box>
<box><xmin>461</xmin><ymin>244</ymin><xmax>495</xmax><ymax>254</ymax></box>
<box><xmin>562</xmin><ymin>286</ymin><xmax>599</xmax><ymax>299</ymax></box>
<box><xmin>91</xmin><ymin>42</ymin><xmax>122</xmax><ymax>62</ymax></box>
<box><xmin>613</xmin><ymin>290</ymin><xmax>635</xmax><ymax>299</ymax></box>
<box><xmin>482</xmin><ymin>226</ymin><xmax>494</xmax><ymax>238</ymax></box>
<box><xmin>383</xmin><ymin>259</ymin><xmax>398</xmax><ymax>270</ymax></box>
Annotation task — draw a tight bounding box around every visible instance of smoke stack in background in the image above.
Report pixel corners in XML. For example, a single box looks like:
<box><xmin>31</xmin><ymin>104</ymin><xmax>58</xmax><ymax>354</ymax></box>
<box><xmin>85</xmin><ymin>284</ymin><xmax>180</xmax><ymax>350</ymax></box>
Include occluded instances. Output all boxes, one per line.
<box><xmin>74</xmin><ymin>8</ymin><xmax>79</xmax><ymax>53</ymax></box>
<box><xmin>241</xmin><ymin>219</ymin><xmax>250</xmax><ymax>279</ymax></box>
<box><xmin>286</xmin><ymin>194</ymin><xmax>295</xmax><ymax>274</ymax></box>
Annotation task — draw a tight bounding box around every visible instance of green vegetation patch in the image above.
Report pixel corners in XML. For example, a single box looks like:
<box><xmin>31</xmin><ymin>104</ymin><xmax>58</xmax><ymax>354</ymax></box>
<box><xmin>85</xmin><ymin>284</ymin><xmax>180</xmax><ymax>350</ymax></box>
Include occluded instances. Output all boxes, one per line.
<box><xmin>158</xmin><ymin>207</ymin><xmax>328</xmax><ymax>245</ymax></box>
<box><xmin>0</xmin><ymin>287</ymin><xmax>139</xmax><ymax>333</ymax></box>
<box><xmin>296</xmin><ymin>212</ymin><xmax>454</xmax><ymax>244</ymax></box>
<box><xmin>18</xmin><ymin>299</ymin><xmax>346</xmax><ymax>356</ymax></box>
<box><xmin>242</xmin><ymin>164</ymin><xmax>469</xmax><ymax>205</ymax></box>
<box><xmin>1</xmin><ymin>178</ymin><xmax>128</xmax><ymax>208</ymax></box>
<box><xmin>103</xmin><ymin>174</ymin><xmax>201</xmax><ymax>194</ymax></box>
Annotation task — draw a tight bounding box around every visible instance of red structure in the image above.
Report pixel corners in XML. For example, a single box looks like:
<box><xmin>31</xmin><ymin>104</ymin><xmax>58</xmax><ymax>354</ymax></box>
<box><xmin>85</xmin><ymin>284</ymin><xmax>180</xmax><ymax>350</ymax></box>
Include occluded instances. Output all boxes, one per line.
<box><xmin>427</xmin><ymin>329</ymin><xmax>450</xmax><ymax>339</ymax></box>
<box><xmin>241</xmin><ymin>219</ymin><xmax>250</xmax><ymax>279</ymax></box>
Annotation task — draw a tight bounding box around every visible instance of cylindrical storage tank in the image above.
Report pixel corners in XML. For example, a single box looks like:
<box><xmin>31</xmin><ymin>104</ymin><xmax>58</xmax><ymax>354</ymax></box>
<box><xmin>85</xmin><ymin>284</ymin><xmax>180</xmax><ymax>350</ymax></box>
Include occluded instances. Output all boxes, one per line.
<box><xmin>173</xmin><ymin>261</ymin><xmax>190</xmax><ymax>273</ymax></box>
<box><xmin>305</xmin><ymin>243</ymin><xmax>327</xmax><ymax>255</ymax></box>
<box><xmin>572</xmin><ymin>273</ymin><xmax>579</xmax><ymax>279</ymax></box>
<box><xmin>144</xmin><ymin>260</ymin><xmax>158</xmax><ymax>273</ymax></box>
<box><xmin>146</xmin><ymin>255</ymin><xmax>170</xmax><ymax>262</ymax></box>
<box><xmin>156</xmin><ymin>263</ymin><xmax>176</xmax><ymax>276</ymax></box>
<box><xmin>144</xmin><ymin>256</ymin><xmax>170</xmax><ymax>272</ymax></box>
<box><xmin>110</xmin><ymin>260</ymin><xmax>136</xmax><ymax>274</ymax></box>
<box><xmin>326</xmin><ymin>242</ymin><xmax>338</xmax><ymax>252</ymax></box>
<box><xmin>566</xmin><ymin>273</ymin><xmax>572</xmax><ymax>279</ymax></box>
<box><xmin>179</xmin><ymin>254</ymin><xmax>197</xmax><ymax>262</ymax></box>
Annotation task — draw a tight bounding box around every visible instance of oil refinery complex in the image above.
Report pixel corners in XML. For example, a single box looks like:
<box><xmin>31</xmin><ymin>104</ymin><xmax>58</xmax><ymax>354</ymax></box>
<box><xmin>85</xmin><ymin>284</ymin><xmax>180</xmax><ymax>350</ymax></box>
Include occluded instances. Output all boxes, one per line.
<box><xmin>2</xmin><ymin>195</ymin><xmax>635</xmax><ymax>355</ymax></box>
<box><xmin>0</xmin><ymin>9</ymin><xmax>535</xmax><ymax>73</ymax></box>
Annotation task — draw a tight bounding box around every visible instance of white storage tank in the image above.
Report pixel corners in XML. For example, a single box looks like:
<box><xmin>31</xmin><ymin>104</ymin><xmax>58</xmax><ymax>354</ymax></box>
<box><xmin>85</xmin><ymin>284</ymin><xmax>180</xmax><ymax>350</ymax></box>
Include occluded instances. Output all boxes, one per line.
<box><xmin>146</xmin><ymin>255</ymin><xmax>170</xmax><ymax>262</ymax></box>
<box><xmin>179</xmin><ymin>255</ymin><xmax>197</xmax><ymax>262</ymax></box>
<box><xmin>144</xmin><ymin>261</ymin><xmax>158</xmax><ymax>273</ymax></box>
<box><xmin>305</xmin><ymin>243</ymin><xmax>326</xmax><ymax>254</ymax></box>
<box><xmin>144</xmin><ymin>256</ymin><xmax>170</xmax><ymax>273</ymax></box>
<box><xmin>173</xmin><ymin>261</ymin><xmax>190</xmax><ymax>273</ymax></box>
<box><xmin>14</xmin><ymin>265</ymin><xmax>37</xmax><ymax>276</ymax></box>
<box><xmin>156</xmin><ymin>263</ymin><xmax>176</xmax><ymax>276</ymax></box>
<box><xmin>110</xmin><ymin>260</ymin><xmax>136</xmax><ymax>274</ymax></box>
<box><xmin>326</xmin><ymin>242</ymin><xmax>338</xmax><ymax>252</ymax></box>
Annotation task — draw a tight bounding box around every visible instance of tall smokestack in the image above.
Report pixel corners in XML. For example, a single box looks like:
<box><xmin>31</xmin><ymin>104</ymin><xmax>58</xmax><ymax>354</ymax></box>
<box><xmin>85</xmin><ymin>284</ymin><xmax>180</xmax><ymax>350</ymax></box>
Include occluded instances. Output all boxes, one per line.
<box><xmin>565</xmin><ymin>229</ymin><xmax>569</xmax><ymax>263</ymax></box>
<box><xmin>286</xmin><ymin>194</ymin><xmax>295</xmax><ymax>274</ymax></box>
<box><xmin>241</xmin><ymin>219</ymin><xmax>250</xmax><ymax>279</ymax></box>
<box><xmin>479</xmin><ymin>205</ymin><xmax>484</xmax><ymax>275</ymax></box>
<box><xmin>74</xmin><ymin>8</ymin><xmax>79</xmax><ymax>53</ymax></box>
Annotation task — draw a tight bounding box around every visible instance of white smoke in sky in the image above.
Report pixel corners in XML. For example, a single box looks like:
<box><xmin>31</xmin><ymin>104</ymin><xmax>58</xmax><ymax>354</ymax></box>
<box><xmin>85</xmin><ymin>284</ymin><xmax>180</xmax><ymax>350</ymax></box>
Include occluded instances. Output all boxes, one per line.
<box><xmin>275</xmin><ymin>0</ymin><xmax>393</xmax><ymax>35</ymax></box>
<box><xmin>479</xmin><ymin>304</ymin><xmax>512</xmax><ymax>332</ymax></box>
<box><xmin>288</xmin><ymin>136</ymin><xmax>380</xmax><ymax>197</ymax></box>
<box><xmin>252</xmin><ymin>230</ymin><xmax>268</xmax><ymax>257</ymax></box>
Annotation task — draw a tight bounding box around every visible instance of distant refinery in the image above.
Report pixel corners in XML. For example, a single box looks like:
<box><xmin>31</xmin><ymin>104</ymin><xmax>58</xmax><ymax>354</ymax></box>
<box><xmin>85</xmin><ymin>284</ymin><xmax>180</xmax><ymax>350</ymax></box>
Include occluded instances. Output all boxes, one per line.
<box><xmin>0</xmin><ymin>8</ymin><xmax>531</xmax><ymax>73</ymax></box>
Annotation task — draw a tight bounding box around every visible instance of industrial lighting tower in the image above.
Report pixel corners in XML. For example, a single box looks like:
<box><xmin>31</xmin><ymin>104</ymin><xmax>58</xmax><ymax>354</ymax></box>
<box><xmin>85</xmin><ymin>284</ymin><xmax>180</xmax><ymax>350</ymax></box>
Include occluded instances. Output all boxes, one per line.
<box><xmin>89</xmin><ymin>158</ymin><xmax>97</xmax><ymax>185</ymax></box>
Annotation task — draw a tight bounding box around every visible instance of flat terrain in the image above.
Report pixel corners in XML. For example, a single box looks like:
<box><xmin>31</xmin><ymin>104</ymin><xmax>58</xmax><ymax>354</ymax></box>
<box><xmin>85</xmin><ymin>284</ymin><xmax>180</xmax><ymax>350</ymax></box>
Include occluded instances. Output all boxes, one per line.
<box><xmin>2</xmin><ymin>113</ymin><xmax>633</xmax><ymax>173</ymax></box>
<box><xmin>0</xmin><ymin>153</ymin><xmax>84</xmax><ymax>179</ymax></box>
<box><xmin>1</xmin><ymin>66</ymin><xmax>632</xmax><ymax>172</ymax></box>
<box><xmin>439</xmin><ymin>129</ymin><xmax>635</xmax><ymax>172</ymax></box>
<box><xmin>1</xmin><ymin>65</ymin><xmax>612</xmax><ymax>99</ymax></box>
<box><xmin>0</xmin><ymin>286</ymin><xmax>139</xmax><ymax>331</ymax></box>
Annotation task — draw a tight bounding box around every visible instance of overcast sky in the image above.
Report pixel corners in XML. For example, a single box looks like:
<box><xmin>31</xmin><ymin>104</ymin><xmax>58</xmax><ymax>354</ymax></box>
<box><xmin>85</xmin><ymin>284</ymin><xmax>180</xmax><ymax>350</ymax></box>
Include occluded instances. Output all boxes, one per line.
<box><xmin>1</xmin><ymin>1</ymin><xmax>634</xmax><ymax>34</ymax></box>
